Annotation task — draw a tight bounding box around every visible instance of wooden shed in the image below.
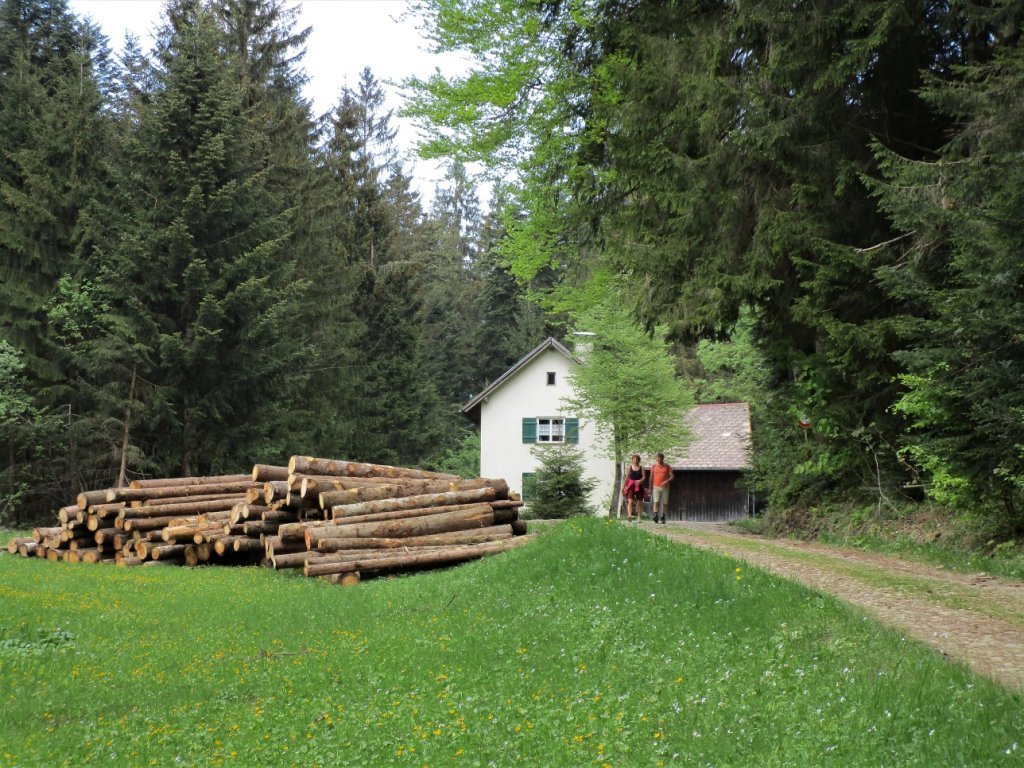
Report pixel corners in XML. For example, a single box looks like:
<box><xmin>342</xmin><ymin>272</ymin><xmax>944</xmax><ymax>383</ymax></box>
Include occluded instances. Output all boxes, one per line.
<box><xmin>652</xmin><ymin>402</ymin><xmax>752</xmax><ymax>522</ymax></box>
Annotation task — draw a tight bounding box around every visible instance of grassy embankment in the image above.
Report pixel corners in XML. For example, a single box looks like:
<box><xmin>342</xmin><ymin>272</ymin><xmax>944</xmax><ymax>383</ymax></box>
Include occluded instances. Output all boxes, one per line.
<box><xmin>738</xmin><ymin>505</ymin><xmax>1024</xmax><ymax>581</ymax></box>
<box><xmin>1</xmin><ymin>519</ymin><xmax>1021</xmax><ymax>767</ymax></box>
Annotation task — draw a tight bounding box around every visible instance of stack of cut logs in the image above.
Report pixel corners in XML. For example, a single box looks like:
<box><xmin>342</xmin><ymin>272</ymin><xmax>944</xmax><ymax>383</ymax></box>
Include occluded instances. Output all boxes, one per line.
<box><xmin>5</xmin><ymin>457</ymin><xmax>531</xmax><ymax>585</ymax></box>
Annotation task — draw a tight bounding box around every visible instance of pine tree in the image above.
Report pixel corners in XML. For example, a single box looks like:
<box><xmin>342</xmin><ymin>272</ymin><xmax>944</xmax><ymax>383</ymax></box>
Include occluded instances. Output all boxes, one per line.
<box><xmin>872</xmin><ymin>11</ymin><xmax>1024</xmax><ymax>528</ymax></box>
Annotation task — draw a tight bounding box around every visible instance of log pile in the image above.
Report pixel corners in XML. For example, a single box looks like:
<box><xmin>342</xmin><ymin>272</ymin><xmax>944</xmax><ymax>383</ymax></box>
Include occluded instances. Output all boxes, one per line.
<box><xmin>5</xmin><ymin>457</ymin><xmax>531</xmax><ymax>584</ymax></box>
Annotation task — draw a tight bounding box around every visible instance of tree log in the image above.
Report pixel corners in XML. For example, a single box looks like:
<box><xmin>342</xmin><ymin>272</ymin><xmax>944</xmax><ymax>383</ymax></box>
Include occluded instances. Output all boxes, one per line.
<box><xmin>106</xmin><ymin>481</ymin><xmax>259</xmax><ymax>503</ymax></box>
<box><xmin>310</xmin><ymin>504</ymin><xmax>495</xmax><ymax>541</ymax></box>
<box><xmin>288</xmin><ymin>456</ymin><xmax>458</xmax><ymax>480</ymax></box>
<box><xmin>116</xmin><ymin>554</ymin><xmax>143</xmax><ymax>566</ymax></box>
<box><xmin>314</xmin><ymin>525</ymin><xmax>515</xmax><ymax>551</ymax></box>
<box><xmin>318</xmin><ymin>477</ymin><xmax>507</xmax><ymax>508</ymax></box>
<box><xmin>33</xmin><ymin>526</ymin><xmax>61</xmax><ymax>543</ymax></box>
<box><xmin>122</xmin><ymin>515</ymin><xmax>180</xmax><ymax>533</ymax></box>
<box><xmin>270</xmin><ymin>550</ymin><xmax>313</xmax><ymax>569</ymax></box>
<box><xmin>303</xmin><ymin>536</ymin><xmax>533</xmax><ymax>577</ymax></box>
<box><xmin>150</xmin><ymin>543</ymin><xmax>187</xmax><ymax>560</ymax></box>
<box><xmin>327</xmin><ymin>501</ymin><xmax>502</xmax><ymax>527</ymax></box>
<box><xmin>263</xmin><ymin>481</ymin><xmax>290</xmax><ymax>504</ymax></box>
<box><xmin>140</xmin><ymin>493</ymin><xmax>241</xmax><ymax>508</ymax></box>
<box><xmin>16</xmin><ymin>541</ymin><xmax>39</xmax><ymax>557</ymax></box>
<box><xmin>57</xmin><ymin>505</ymin><xmax>80</xmax><ymax>523</ymax></box>
<box><xmin>243</xmin><ymin>520</ymin><xmax>278</xmax><ymax>537</ymax></box>
<box><xmin>129</xmin><ymin>474</ymin><xmax>251</xmax><ymax>489</ymax></box>
<box><xmin>161</xmin><ymin>523</ymin><xmax>222</xmax><ymax>543</ymax></box>
<box><xmin>331</xmin><ymin>488</ymin><xmax>498</xmax><ymax>519</ymax></box>
<box><xmin>233</xmin><ymin>538</ymin><xmax>264</xmax><ymax>554</ymax></box>
<box><xmin>252</xmin><ymin>464</ymin><xmax>289</xmax><ymax>482</ymax></box>
<box><xmin>296</xmin><ymin>475</ymin><xmax>394</xmax><ymax>497</ymax></box>
<box><xmin>85</xmin><ymin>502</ymin><xmax>127</xmax><ymax>519</ymax></box>
<box><xmin>76</xmin><ymin>489</ymin><xmax>108</xmax><ymax>509</ymax></box>
<box><xmin>7</xmin><ymin>537</ymin><xmax>33</xmax><ymax>554</ymax></box>
<box><xmin>93</xmin><ymin>527</ymin><xmax>119</xmax><ymax>545</ymax></box>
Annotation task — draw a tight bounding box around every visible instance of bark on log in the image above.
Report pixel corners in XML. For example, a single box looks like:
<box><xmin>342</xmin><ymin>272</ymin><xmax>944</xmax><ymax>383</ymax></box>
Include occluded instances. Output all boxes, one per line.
<box><xmin>33</xmin><ymin>526</ymin><xmax>61</xmax><ymax>543</ymax></box>
<box><xmin>122</xmin><ymin>515</ymin><xmax>180</xmax><ymax>533</ymax></box>
<box><xmin>263</xmin><ymin>481</ymin><xmax>290</xmax><ymax>505</ymax></box>
<box><xmin>327</xmin><ymin>501</ymin><xmax>502</xmax><ymax>527</ymax></box>
<box><xmin>214</xmin><ymin>536</ymin><xmax>244</xmax><ymax>556</ymax></box>
<box><xmin>332</xmin><ymin>488</ymin><xmax>498</xmax><ymax>519</ymax></box>
<box><xmin>116</xmin><ymin>554</ymin><xmax>143</xmax><ymax>567</ymax></box>
<box><xmin>184</xmin><ymin>546</ymin><xmax>200</xmax><ymax>566</ymax></box>
<box><xmin>7</xmin><ymin>536</ymin><xmax>33</xmax><ymax>554</ymax></box>
<box><xmin>288</xmin><ymin>456</ymin><xmax>459</xmax><ymax>481</ymax></box>
<box><xmin>106</xmin><ymin>481</ymin><xmax>259</xmax><ymax>503</ymax></box>
<box><xmin>270</xmin><ymin>551</ymin><xmax>311</xmax><ymax>569</ymax></box>
<box><xmin>150</xmin><ymin>543</ymin><xmax>187</xmax><ymax>560</ymax></box>
<box><xmin>233</xmin><ymin>538</ymin><xmax>264</xmax><ymax>554</ymax></box>
<box><xmin>76</xmin><ymin>490</ymin><xmax>108</xmax><ymax>509</ymax></box>
<box><xmin>318</xmin><ymin>477</ymin><xmax>507</xmax><ymax>508</ymax></box>
<box><xmin>140</xmin><ymin>493</ymin><xmax>241</xmax><ymax>508</ymax></box>
<box><xmin>129</xmin><ymin>474</ymin><xmax>251</xmax><ymax>489</ymax></box>
<box><xmin>304</xmin><ymin>536</ymin><xmax>533</xmax><ymax>577</ymax></box>
<box><xmin>85</xmin><ymin>502</ymin><xmax>127</xmax><ymax>520</ymax></box>
<box><xmin>296</xmin><ymin>475</ymin><xmax>394</xmax><ymax>497</ymax></box>
<box><xmin>94</xmin><ymin>527</ymin><xmax>119</xmax><ymax>545</ymax></box>
<box><xmin>242</xmin><ymin>520</ymin><xmax>278</xmax><ymax>537</ymax></box>
<box><xmin>161</xmin><ymin>523</ymin><xmax>222</xmax><ymax>543</ymax></box>
<box><xmin>57</xmin><ymin>505</ymin><xmax>80</xmax><ymax>523</ymax></box>
<box><xmin>310</xmin><ymin>504</ymin><xmax>495</xmax><ymax>541</ymax></box>
<box><xmin>251</xmin><ymin>464</ymin><xmax>289</xmax><ymax>482</ymax></box>
<box><xmin>120</xmin><ymin>498</ymin><xmax>238</xmax><ymax>519</ymax></box>
<box><xmin>16</xmin><ymin>541</ymin><xmax>39</xmax><ymax>557</ymax></box>
<box><xmin>313</xmin><ymin>525</ymin><xmax>515</xmax><ymax>551</ymax></box>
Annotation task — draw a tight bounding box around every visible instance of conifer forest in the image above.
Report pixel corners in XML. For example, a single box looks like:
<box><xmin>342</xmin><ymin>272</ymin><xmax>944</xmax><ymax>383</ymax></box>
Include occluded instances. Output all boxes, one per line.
<box><xmin>2</xmin><ymin>0</ymin><xmax>1022</xmax><ymax>540</ymax></box>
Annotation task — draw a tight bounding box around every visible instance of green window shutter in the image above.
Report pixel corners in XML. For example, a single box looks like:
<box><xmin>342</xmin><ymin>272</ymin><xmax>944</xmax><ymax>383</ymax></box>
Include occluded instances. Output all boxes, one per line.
<box><xmin>565</xmin><ymin>417</ymin><xmax>579</xmax><ymax>444</ymax></box>
<box><xmin>521</xmin><ymin>473</ymin><xmax>536</xmax><ymax>502</ymax></box>
<box><xmin>522</xmin><ymin>417</ymin><xmax>537</xmax><ymax>443</ymax></box>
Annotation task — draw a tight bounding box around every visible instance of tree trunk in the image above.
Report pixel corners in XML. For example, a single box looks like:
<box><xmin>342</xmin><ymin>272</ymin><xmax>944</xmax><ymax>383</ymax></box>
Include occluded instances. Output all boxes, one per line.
<box><xmin>116</xmin><ymin>364</ymin><xmax>137</xmax><ymax>489</ymax></box>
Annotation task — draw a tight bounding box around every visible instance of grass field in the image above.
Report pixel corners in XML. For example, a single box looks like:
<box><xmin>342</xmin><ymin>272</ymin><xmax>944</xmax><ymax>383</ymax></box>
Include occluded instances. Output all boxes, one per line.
<box><xmin>1</xmin><ymin>518</ymin><xmax>1020</xmax><ymax>767</ymax></box>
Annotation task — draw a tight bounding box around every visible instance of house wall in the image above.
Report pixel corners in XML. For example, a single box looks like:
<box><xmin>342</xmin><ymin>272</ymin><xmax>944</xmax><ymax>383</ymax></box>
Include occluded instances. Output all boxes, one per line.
<box><xmin>478</xmin><ymin>348</ymin><xmax>616</xmax><ymax>515</ymax></box>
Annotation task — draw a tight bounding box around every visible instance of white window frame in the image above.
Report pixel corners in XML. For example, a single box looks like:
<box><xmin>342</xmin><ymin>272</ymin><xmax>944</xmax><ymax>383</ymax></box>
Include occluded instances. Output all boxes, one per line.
<box><xmin>537</xmin><ymin>417</ymin><xmax>565</xmax><ymax>443</ymax></box>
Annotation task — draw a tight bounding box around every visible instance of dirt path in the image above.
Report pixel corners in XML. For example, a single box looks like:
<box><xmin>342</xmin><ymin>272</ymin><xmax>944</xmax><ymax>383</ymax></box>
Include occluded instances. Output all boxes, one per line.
<box><xmin>639</xmin><ymin>520</ymin><xmax>1024</xmax><ymax>693</ymax></box>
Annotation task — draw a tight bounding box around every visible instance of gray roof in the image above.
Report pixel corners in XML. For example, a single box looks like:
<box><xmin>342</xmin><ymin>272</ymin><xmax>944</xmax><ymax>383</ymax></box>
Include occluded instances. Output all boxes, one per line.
<box><xmin>461</xmin><ymin>337</ymin><xmax>576</xmax><ymax>419</ymax></box>
<box><xmin>669</xmin><ymin>402</ymin><xmax>751</xmax><ymax>471</ymax></box>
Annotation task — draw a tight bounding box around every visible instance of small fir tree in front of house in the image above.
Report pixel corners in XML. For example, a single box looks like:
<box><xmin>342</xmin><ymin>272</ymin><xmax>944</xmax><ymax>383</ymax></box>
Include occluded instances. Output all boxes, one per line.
<box><xmin>526</xmin><ymin>443</ymin><xmax>596</xmax><ymax>519</ymax></box>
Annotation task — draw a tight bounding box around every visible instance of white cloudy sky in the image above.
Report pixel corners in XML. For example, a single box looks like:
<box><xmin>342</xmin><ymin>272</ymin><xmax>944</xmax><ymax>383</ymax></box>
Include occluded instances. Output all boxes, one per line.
<box><xmin>68</xmin><ymin>0</ymin><xmax>470</xmax><ymax>202</ymax></box>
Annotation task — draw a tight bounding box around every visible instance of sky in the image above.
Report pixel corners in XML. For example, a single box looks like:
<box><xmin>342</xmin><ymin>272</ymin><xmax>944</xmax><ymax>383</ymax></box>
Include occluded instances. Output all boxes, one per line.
<box><xmin>67</xmin><ymin>0</ymin><xmax>470</xmax><ymax>204</ymax></box>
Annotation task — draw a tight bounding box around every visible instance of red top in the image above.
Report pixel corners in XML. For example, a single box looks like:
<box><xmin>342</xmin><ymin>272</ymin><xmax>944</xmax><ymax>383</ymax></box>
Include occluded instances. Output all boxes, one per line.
<box><xmin>651</xmin><ymin>462</ymin><xmax>673</xmax><ymax>487</ymax></box>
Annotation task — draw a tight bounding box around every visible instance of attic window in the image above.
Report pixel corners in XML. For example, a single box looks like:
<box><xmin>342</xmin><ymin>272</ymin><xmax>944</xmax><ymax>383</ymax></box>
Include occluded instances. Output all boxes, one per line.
<box><xmin>546</xmin><ymin>372</ymin><xmax>556</xmax><ymax>385</ymax></box>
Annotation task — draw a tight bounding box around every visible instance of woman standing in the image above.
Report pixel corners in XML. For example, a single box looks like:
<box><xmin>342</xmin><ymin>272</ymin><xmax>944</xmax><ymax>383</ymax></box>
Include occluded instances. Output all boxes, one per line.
<box><xmin>621</xmin><ymin>454</ymin><xmax>648</xmax><ymax>521</ymax></box>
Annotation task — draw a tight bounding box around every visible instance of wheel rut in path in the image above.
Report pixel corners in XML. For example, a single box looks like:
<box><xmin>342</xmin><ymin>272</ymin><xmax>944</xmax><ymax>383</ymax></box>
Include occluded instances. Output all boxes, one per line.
<box><xmin>639</xmin><ymin>520</ymin><xmax>1024</xmax><ymax>692</ymax></box>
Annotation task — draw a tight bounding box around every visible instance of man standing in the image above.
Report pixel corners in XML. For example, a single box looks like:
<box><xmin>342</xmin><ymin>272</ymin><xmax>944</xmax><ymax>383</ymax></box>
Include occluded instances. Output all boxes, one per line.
<box><xmin>650</xmin><ymin>452</ymin><xmax>674</xmax><ymax>524</ymax></box>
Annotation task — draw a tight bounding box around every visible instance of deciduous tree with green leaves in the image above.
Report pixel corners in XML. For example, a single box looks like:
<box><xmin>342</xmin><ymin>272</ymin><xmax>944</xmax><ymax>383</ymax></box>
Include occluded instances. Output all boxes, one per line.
<box><xmin>563</xmin><ymin>289</ymin><xmax>693</xmax><ymax>515</ymax></box>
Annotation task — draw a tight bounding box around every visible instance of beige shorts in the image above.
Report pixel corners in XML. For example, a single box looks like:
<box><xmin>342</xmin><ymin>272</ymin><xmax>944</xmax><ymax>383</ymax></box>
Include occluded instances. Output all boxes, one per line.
<box><xmin>652</xmin><ymin>485</ymin><xmax>669</xmax><ymax>504</ymax></box>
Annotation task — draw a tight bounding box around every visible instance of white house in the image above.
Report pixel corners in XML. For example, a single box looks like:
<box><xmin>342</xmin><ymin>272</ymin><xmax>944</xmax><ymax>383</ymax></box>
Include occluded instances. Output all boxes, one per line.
<box><xmin>461</xmin><ymin>338</ymin><xmax>616</xmax><ymax>514</ymax></box>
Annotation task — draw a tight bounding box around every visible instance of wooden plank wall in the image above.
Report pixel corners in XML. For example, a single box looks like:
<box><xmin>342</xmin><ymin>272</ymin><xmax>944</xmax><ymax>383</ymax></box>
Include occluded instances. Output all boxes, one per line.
<box><xmin>646</xmin><ymin>471</ymin><xmax>749</xmax><ymax>522</ymax></box>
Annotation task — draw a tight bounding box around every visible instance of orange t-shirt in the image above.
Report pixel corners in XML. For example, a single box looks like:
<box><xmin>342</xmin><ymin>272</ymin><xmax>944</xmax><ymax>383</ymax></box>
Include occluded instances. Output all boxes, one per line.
<box><xmin>651</xmin><ymin>462</ymin><xmax>672</xmax><ymax>487</ymax></box>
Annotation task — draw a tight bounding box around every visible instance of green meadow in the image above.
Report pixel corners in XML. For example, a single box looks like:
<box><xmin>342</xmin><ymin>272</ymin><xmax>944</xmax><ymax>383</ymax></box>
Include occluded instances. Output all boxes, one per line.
<box><xmin>0</xmin><ymin>518</ymin><xmax>1020</xmax><ymax>767</ymax></box>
